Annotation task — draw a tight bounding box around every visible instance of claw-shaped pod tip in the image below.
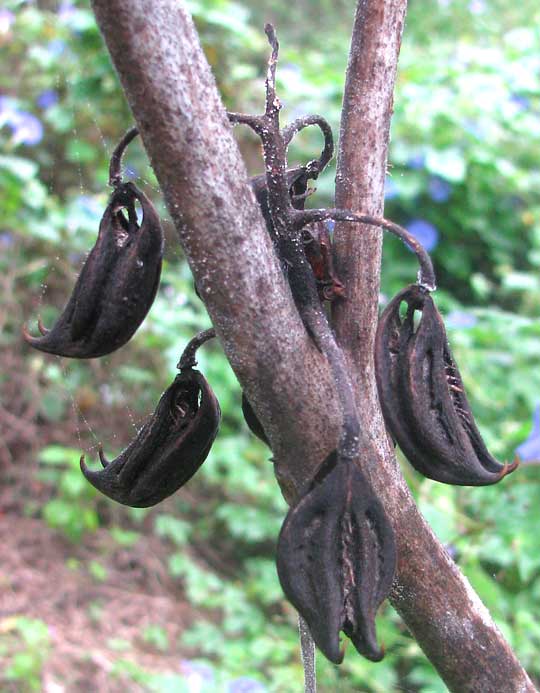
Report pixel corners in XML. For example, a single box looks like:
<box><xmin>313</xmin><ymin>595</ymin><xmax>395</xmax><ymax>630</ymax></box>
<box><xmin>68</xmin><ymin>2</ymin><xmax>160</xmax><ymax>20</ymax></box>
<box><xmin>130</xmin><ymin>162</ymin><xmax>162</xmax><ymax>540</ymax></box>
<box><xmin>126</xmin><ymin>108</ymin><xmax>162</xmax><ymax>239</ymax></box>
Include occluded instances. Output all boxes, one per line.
<box><xmin>23</xmin><ymin>181</ymin><xmax>164</xmax><ymax>359</ymax></box>
<box><xmin>375</xmin><ymin>284</ymin><xmax>518</xmax><ymax>486</ymax></box>
<box><xmin>37</xmin><ymin>317</ymin><xmax>49</xmax><ymax>336</ymax></box>
<box><xmin>80</xmin><ymin>368</ymin><xmax>221</xmax><ymax>507</ymax></box>
<box><xmin>98</xmin><ymin>444</ymin><xmax>109</xmax><ymax>468</ymax></box>
<box><xmin>276</xmin><ymin>452</ymin><xmax>396</xmax><ymax>664</ymax></box>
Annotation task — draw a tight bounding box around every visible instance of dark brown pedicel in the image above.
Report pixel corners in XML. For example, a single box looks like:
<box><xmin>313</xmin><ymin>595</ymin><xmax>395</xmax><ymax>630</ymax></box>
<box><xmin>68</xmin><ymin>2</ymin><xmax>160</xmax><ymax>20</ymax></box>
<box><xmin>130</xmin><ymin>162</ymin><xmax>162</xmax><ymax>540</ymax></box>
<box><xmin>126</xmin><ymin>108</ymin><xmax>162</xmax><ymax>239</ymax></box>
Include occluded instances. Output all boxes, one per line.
<box><xmin>80</xmin><ymin>368</ymin><xmax>220</xmax><ymax>507</ymax></box>
<box><xmin>23</xmin><ymin>181</ymin><xmax>163</xmax><ymax>358</ymax></box>
<box><xmin>276</xmin><ymin>451</ymin><xmax>396</xmax><ymax>664</ymax></box>
<box><xmin>375</xmin><ymin>284</ymin><xmax>518</xmax><ymax>486</ymax></box>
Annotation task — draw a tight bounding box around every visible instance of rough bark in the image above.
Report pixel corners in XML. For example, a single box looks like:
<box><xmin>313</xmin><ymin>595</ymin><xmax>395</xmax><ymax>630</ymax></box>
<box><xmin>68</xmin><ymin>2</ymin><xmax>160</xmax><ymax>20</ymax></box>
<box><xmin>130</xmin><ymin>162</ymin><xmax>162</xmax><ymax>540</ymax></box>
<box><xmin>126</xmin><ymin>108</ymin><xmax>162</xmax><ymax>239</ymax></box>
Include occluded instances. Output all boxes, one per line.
<box><xmin>90</xmin><ymin>0</ymin><xmax>342</xmax><ymax>499</ymax></box>
<box><xmin>90</xmin><ymin>1</ymin><xmax>536</xmax><ymax>691</ymax></box>
<box><xmin>333</xmin><ymin>2</ymin><xmax>536</xmax><ymax>692</ymax></box>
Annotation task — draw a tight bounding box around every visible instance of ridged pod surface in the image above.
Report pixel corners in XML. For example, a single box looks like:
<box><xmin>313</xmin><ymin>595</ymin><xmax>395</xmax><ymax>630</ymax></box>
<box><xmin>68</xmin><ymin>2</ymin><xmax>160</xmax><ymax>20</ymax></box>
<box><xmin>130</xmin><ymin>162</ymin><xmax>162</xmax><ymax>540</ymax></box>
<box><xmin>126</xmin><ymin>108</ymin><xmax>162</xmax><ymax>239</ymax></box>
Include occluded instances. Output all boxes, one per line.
<box><xmin>24</xmin><ymin>182</ymin><xmax>163</xmax><ymax>358</ymax></box>
<box><xmin>276</xmin><ymin>451</ymin><xmax>396</xmax><ymax>664</ymax></box>
<box><xmin>375</xmin><ymin>284</ymin><xmax>518</xmax><ymax>485</ymax></box>
<box><xmin>80</xmin><ymin>368</ymin><xmax>220</xmax><ymax>507</ymax></box>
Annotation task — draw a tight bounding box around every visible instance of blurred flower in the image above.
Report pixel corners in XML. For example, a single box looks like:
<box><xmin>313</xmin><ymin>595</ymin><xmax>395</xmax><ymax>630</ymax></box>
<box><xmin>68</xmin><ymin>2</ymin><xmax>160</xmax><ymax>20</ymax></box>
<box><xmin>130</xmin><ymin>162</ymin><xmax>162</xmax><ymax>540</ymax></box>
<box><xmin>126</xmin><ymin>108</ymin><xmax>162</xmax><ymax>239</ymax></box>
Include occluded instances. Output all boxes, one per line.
<box><xmin>406</xmin><ymin>219</ymin><xmax>439</xmax><ymax>252</ymax></box>
<box><xmin>469</xmin><ymin>0</ymin><xmax>486</xmax><ymax>14</ymax></box>
<box><xmin>180</xmin><ymin>660</ymin><xmax>214</xmax><ymax>693</ymax></box>
<box><xmin>0</xmin><ymin>9</ymin><xmax>15</xmax><ymax>36</ymax></box>
<box><xmin>509</xmin><ymin>93</ymin><xmax>530</xmax><ymax>113</ymax></box>
<box><xmin>0</xmin><ymin>96</ymin><xmax>43</xmax><ymax>146</ymax></box>
<box><xmin>37</xmin><ymin>90</ymin><xmax>59</xmax><ymax>110</ymax></box>
<box><xmin>407</xmin><ymin>153</ymin><xmax>425</xmax><ymax>170</ymax></box>
<box><xmin>445</xmin><ymin>310</ymin><xmax>477</xmax><ymax>329</ymax></box>
<box><xmin>428</xmin><ymin>176</ymin><xmax>451</xmax><ymax>203</ymax></box>
<box><xmin>9</xmin><ymin>112</ymin><xmax>43</xmax><ymax>146</ymax></box>
<box><xmin>47</xmin><ymin>39</ymin><xmax>66</xmax><ymax>57</ymax></box>
<box><xmin>227</xmin><ymin>678</ymin><xmax>267</xmax><ymax>693</ymax></box>
<box><xmin>58</xmin><ymin>1</ymin><xmax>76</xmax><ymax>21</ymax></box>
<box><xmin>325</xmin><ymin>219</ymin><xmax>335</xmax><ymax>235</ymax></box>
<box><xmin>384</xmin><ymin>178</ymin><xmax>399</xmax><ymax>200</ymax></box>
<box><xmin>515</xmin><ymin>405</ymin><xmax>540</xmax><ymax>464</ymax></box>
<box><xmin>0</xmin><ymin>232</ymin><xmax>14</xmax><ymax>248</ymax></box>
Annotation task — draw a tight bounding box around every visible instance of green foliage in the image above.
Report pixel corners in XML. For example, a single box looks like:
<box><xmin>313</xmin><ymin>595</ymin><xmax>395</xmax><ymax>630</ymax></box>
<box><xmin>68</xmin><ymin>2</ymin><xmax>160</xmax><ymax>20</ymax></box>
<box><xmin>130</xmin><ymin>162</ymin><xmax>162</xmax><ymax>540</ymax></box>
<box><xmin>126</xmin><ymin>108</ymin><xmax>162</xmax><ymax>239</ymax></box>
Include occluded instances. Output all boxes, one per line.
<box><xmin>37</xmin><ymin>445</ymin><xmax>100</xmax><ymax>541</ymax></box>
<box><xmin>0</xmin><ymin>617</ymin><xmax>51</xmax><ymax>692</ymax></box>
<box><xmin>3</xmin><ymin>0</ymin><xmax>540</xmax><ymax>690</ymax></box>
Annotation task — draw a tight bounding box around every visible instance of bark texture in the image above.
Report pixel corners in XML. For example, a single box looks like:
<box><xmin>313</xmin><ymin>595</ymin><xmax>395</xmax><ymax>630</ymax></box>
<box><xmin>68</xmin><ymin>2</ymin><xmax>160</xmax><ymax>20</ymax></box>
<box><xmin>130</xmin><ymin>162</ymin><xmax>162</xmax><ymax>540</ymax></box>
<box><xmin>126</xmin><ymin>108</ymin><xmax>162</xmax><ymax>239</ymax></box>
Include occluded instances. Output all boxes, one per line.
<box><xmin>90</xmin><ymin>0</ymin><xmax>342</xmax><ymax>498</ymax></box>
<box><xmin>91</xmin><ymin>1</ymin><xmax>536</xmax><ymax>691</ymax></box>
<box><xmin>333</xmin><ymin>2</ymin><xmax>536</xmax><ymax>692</ymax></box>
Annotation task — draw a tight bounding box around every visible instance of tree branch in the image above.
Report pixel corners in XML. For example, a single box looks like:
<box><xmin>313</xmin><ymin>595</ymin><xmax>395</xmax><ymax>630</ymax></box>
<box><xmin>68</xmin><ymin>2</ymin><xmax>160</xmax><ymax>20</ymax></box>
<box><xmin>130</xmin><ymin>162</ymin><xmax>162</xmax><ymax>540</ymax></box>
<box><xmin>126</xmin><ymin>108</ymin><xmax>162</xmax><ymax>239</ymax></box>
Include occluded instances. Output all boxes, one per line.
<box><xmin>90</xmin><ymin>0</ymin><xmax>343</xmax><ymax>500</ymax></box>
<box><xmin>90</xmin><ymin>1</ymin><xmax>535</xmax><ymax>690</ymax></box>
<box><xmin>333</xmin><ymin>1</ymin><xmax>535</xmax><ymax>691</ymax></box>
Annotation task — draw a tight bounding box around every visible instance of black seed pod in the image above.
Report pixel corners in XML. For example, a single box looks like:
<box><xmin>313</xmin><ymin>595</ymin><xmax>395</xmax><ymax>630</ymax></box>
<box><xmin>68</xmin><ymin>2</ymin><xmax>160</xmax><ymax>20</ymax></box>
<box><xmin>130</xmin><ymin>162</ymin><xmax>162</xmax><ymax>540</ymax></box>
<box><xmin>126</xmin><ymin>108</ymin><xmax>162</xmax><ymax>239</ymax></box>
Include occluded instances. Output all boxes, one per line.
<box><xmin>23</xmin><ymin>182</ymin><xmax>163</xmax><ymax>358</ymax></box>
<box><xmin>276</xmin><ymin>452</ymin><xmax>396</xmax><ymax>664</ymax></box>
<box><xmin>375</xmin><ymin>284</ymin><xmax>518</xmax><ymax>486</ymax></box>
<box><xmin>80</xmin><ymin>367</ymin><xmax>220</xmax><ymax>507</ymax></box>
<box><xmin>241</xmin><ymin>393</ymin><xmax>270</xmax><ymax>446</ymax></box>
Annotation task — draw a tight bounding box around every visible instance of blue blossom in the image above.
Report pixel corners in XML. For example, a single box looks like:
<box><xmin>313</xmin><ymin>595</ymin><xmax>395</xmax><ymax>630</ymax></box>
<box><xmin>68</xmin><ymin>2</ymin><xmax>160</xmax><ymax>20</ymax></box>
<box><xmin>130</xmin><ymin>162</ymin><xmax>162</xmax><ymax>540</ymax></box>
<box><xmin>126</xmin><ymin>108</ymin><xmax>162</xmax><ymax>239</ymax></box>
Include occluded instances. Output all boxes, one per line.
<box><xmin>0</xmin><ymin>232</ymin><xmax>14</xmax><ymax>248</ymax></box>
<box><xmin>0</xmin><ymin>9</ymin><xmax>15</xmax><ymax>35</ymax></box>
<box><xmin>407</xmin><ymin>153</ymin><xmax>425</xmax><ymax>170</ymax></box>
<box><xmin>428</xmin><ymin>176</ymin><xmax>451</xmax><ymax>203</ymax></box>
<box><xmin>384</xmin><ymin>178</ymin><xmax>399</xmax><ymax>200</ymax></box>
<box><xmin>325</xmin><ymin>219</ymin><xmax>335</xmax><ymax>235</ymax></box>
<box><xmin>58</xmin><ymin>1</ymin><xmax>76</xmax><ymax>21</ymax></box>
<box><xmin>227</xmin><ymin>677</ymin><xmax>267</xmax><ymax>693</ymax></box>
<box><xmin>515</xmin><ymin>405</ymin><xmax>540</xmax><ymax>463</ymax></box>
<box><xmin>406</xmin><ymin>219</ymin><xmax>439</xmax><ymax>252</ymax></box>
<box><xmin>469</xmin><ymin>0</ymin><xmax>486</xmax><ymax>14</ymax></box>
<box><xmin>37</xmin><ymin>90</ymin><xmax>59</xmax><ymax>110</ymax></box>
<box><xmin>445</xmin><ymin>310</ymin><xmax>478</xmax><ymax>329</ymax></box>
<box><xmin>0</xmin><ymin>97</ymin><xmax>43</xmax><ymax>146</ymax></box>
<box><xmin>10</xmin><ymin>111</ymin><xmax>43</xmax><ymax>146</ymax></box>
<box><xmin>180</xmin><ymin>660</ymin><xmax>214</xmax><ymax>692</ymax></box>
<box><xmin>509</xmin><ymin>93</ymin><xmax>530</xmax><ymax>113</ymax></box>
<box><xmin>47</xmin><ymin>39</ymin><xmax>66</xmax><ymax>57</ymax></box>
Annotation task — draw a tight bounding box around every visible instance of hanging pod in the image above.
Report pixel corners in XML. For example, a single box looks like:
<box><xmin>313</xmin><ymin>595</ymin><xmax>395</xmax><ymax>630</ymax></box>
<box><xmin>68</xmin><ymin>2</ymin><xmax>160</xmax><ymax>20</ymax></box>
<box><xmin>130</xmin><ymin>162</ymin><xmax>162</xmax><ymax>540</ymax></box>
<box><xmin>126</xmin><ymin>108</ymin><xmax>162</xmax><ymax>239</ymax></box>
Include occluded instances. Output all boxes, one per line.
<box><xmin>375</xmin><ymin>284</ymin><xmax>518</xmax><ymax>486</ymax></box>
<box><xmin>276</xmin><ymin>451</ymin><xmax>396</xmax><ymax>664</ymax></box>
<box><xmin>80</xmin><ymin>329</ymin><xmax>220</xmax><ymax>507</ymax></box>
<box><xmin>23</xmin><ymin>129</ymin><xmax>164</xmax><ymax>358</ymax></box>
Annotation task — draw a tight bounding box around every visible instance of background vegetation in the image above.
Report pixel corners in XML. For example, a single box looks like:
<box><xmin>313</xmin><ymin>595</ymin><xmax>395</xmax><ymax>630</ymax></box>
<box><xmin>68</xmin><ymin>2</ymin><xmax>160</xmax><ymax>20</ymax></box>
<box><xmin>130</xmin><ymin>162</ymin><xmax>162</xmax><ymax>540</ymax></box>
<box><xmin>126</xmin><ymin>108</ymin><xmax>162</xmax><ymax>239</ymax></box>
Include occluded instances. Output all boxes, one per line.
<box><xmin>1</xmin><ymin>0</ymin><xmax>540</xmax><ymax>690</ymax></box>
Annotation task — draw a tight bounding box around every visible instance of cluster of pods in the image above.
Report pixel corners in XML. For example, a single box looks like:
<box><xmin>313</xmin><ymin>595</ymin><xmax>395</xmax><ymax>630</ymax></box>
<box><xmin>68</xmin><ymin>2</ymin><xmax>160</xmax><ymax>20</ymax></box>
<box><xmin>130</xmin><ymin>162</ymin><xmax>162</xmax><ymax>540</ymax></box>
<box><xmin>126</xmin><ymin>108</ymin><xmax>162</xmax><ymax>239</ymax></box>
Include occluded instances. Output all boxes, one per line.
<box><xmin>23</xmin><ymin>129</ymin><xmax>222</xmax><ymax>508</ymax></box>
<box><xmin>24</xmin><ymin>25</ymin><xmax>519</xmax><ymax>669</ymax></box>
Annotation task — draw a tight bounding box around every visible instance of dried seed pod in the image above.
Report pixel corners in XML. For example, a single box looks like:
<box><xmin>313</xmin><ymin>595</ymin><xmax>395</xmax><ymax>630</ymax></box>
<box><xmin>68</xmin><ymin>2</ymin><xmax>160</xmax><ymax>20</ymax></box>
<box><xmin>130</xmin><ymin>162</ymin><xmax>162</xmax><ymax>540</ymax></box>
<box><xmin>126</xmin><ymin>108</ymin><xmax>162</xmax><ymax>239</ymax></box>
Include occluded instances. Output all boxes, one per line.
<box><xmin>23</xmin><ymin>181</ymin><xmax>163</xmax><ymax>358</ymax></box>
<box><xmin>276</xmin><ymin>452</ymin><xmax>396</xmax><ymax>664</ymax></box>
<box><xmin>241</xmin><ymin>393</ymin><xmax>270</xmax><ymax>446</ymax></box>
<box><xmin>375</xmin><ymin>284</ymin><xmax>518</xmax><ymax>485</ymax></box>
<box><xmin>80</xmin><ymin>367</ymin><xmax>220</xmax><ymax>507</ymax></box>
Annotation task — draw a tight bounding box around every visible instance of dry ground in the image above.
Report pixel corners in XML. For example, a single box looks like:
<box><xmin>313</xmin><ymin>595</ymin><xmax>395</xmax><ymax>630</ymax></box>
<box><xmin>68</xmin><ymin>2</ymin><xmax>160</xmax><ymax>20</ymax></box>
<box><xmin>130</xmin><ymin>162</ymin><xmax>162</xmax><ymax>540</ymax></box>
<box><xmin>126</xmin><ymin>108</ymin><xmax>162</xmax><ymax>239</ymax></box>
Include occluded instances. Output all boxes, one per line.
<box><xmin>0</xmin><ymin>512</ymin><xmax>199</xmax><ymax>692</ymax></box>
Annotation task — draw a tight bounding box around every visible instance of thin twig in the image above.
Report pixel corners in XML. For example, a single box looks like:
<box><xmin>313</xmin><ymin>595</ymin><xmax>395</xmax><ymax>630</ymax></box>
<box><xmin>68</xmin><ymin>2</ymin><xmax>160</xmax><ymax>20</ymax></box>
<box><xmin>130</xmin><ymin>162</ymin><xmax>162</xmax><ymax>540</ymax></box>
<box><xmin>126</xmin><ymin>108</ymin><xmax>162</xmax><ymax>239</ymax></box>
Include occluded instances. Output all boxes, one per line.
<box><xmin>296</xmin><ymin>208</ymin><xmax>436</xmax><ymax>290</ymax></box>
